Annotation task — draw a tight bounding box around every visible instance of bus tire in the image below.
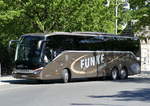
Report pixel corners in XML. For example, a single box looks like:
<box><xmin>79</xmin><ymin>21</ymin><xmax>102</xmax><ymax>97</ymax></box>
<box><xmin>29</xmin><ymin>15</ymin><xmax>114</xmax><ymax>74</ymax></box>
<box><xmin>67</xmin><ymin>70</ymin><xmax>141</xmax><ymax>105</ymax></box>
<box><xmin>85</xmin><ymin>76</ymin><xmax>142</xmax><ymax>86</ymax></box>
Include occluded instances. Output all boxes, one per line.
<box><xmin>111</xmin><ymin>68</ymin><xmax>118</xmax><ymax>80</ymax></box>
<box><xmin>36</xmin><ymin>80</ymin><xmax>44</xmax><ymax>84</ymax></box>
<box><xmin>62</xmin><ymin>69</ymin><xmax>71</xmax><ymax>83</ymax></box>
<box><xmin>119</xmin><ymin>67</ymin><xmax>128</xmax><ymax>80</ymax></box>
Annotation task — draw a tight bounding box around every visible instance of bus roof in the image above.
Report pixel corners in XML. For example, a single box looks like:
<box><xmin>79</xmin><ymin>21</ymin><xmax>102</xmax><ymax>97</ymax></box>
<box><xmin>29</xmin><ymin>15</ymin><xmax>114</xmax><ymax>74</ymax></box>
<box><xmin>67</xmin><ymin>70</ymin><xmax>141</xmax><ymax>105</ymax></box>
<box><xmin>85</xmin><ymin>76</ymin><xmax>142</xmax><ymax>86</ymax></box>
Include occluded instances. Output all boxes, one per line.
<box><xmin>22</xmin><ymin>32</ymin><xmax>138</xmax><ymax>39</ymax></box>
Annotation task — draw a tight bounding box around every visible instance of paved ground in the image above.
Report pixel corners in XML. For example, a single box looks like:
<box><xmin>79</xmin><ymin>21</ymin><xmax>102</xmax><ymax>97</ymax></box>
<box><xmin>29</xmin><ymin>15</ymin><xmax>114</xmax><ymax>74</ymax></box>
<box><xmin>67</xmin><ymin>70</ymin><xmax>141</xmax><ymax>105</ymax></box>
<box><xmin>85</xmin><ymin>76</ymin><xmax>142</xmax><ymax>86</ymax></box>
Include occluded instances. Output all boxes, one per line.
<box><xmin>1</xmin><ymin>71</ymin><xmax>150</xmax><ymax>84</ymax></box>
<box><xmin>0</xmin><ymin>71</ymin><xmax>150</xmax><ymax>106</ymax></box>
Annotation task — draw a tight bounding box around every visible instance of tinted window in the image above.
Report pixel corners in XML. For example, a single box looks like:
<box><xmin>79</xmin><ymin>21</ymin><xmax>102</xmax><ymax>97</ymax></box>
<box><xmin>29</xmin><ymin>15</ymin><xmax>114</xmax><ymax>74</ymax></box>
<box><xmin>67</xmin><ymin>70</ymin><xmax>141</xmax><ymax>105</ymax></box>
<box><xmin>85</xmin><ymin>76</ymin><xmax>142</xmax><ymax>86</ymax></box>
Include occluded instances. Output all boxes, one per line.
<box><xmin>46</xmin><ymin>35</ymin><xmax>140</xmax><ymax>56</ymax></box>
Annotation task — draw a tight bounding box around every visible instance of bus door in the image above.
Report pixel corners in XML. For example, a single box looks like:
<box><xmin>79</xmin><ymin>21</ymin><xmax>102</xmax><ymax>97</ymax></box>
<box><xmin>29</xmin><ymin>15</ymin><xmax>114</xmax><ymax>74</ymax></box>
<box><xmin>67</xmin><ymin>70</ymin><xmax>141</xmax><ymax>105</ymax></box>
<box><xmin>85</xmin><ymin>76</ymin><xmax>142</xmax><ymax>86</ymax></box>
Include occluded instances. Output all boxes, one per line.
<box><xmin>81</xmin><ymin>51</ymin><xmax>98</xmax><ymax>78</ymax></box>
<box><xmin>95</xmin><ymin>51</ymin><xmax>105</xmax><ymax>77</ymax></box>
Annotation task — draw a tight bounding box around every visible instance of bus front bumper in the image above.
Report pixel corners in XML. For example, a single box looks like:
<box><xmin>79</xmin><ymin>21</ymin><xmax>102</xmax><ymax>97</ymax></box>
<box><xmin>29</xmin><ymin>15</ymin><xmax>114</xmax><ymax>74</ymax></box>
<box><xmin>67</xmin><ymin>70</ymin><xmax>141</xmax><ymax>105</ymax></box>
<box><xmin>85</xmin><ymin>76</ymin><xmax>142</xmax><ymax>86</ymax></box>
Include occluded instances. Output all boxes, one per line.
<box><xmin>12</xmin><ymin>69</ymin><xmax>43</xmax><ymax>80</ymax></box>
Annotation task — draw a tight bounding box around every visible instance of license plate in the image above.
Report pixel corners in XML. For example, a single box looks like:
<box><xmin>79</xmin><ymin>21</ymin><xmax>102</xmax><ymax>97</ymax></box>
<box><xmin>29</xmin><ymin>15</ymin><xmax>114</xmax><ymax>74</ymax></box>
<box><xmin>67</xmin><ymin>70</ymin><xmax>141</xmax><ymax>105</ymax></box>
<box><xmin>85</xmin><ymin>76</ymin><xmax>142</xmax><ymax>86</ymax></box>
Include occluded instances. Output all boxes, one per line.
<box><xmin>22</xmin><ymin>75</ymin><xmax>27</xmax><ymax>78</ymax></box>
<box><xmin>16</xmin><ymin>69</ymin><xmax>33</xmax><ymax>73</ymax></box>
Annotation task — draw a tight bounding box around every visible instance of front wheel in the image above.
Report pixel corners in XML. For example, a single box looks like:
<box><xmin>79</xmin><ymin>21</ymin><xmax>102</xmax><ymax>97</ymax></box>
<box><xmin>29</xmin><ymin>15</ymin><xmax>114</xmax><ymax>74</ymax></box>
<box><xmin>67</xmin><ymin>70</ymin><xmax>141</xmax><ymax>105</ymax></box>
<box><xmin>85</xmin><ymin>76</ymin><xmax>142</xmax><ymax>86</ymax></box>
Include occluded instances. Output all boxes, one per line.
<box><xmin>111</xmin><ymin>68</ymin><xmax>118</xmax><ymax>80</ymax></box>
<box><xmin>62</xmin><ymin>69</ymin><xmax>71</xmax><ymax>83</ymax></box>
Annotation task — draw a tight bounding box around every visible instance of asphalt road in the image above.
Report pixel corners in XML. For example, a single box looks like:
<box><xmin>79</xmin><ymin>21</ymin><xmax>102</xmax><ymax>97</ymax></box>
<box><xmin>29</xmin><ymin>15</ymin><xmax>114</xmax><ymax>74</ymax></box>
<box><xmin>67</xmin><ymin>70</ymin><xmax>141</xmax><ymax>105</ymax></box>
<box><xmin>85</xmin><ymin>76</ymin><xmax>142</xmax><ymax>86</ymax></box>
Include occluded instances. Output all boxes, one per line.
<box><xmin>1</xmin><ymin>76</ymin><xmax>150</xmax><ymax>106</ymax></box>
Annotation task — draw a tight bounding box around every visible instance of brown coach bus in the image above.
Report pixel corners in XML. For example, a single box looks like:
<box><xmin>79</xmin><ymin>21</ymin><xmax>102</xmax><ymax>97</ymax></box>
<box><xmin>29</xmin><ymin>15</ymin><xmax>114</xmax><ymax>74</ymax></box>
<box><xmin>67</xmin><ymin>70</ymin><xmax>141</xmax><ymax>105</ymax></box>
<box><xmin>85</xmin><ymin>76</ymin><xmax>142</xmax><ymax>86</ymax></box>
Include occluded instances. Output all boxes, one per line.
<box><xmin>9</xmin><ymin>32</ymin><xmax>141</xmax><ymax>83</ymax></box>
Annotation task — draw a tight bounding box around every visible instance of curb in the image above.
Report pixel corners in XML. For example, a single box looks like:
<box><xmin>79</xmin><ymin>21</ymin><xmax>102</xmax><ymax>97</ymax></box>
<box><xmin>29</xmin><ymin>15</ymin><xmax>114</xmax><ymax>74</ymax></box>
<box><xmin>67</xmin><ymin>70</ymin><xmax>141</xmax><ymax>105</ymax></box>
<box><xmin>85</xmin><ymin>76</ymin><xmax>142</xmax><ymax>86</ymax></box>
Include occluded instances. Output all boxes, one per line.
<box><xmin>0</xmin><ymin>76</ymin><xmax>15</xmax><ymax>85</ymax></box>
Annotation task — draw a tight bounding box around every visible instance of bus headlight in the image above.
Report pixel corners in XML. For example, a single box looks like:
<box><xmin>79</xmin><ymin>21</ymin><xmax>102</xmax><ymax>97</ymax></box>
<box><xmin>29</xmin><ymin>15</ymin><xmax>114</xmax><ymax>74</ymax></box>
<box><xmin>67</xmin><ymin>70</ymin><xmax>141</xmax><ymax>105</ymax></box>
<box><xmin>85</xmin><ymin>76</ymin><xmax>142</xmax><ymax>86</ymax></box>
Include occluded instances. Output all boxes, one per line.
<box><xmin>33</xmin><ymin>70</ymin><xmax>42</xmax><ymax>75</ymax></box>
<box><xmin>33</xmin><ymin>67</ymin><xmax>44</xmax><ymax>75</ymax></box>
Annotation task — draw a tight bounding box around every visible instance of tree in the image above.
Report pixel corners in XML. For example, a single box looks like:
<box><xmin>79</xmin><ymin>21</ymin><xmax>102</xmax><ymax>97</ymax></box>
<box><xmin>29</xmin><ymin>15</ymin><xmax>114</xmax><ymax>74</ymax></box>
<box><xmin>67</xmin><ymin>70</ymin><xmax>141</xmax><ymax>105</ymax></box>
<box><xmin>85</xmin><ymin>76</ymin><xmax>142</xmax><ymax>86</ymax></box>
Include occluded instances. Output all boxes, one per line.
<box><xmin>129</xmin><ymin>0</ymin><xmax>150</xmax><ymax>33</ymax></box>
<box><xmin>0</xmin><ymin>0</ymin><xmax>116</xmax><ymax>42</ymax></box>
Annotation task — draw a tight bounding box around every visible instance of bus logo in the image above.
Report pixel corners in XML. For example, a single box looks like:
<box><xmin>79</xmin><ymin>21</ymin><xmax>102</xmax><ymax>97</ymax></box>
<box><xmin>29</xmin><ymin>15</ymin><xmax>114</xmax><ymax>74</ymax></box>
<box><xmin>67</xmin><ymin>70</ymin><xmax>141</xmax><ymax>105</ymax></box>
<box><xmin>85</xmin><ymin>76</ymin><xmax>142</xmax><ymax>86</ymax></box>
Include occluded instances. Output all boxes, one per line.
<box><xmin>80</xmin><ymin>54</ymin><xmax>104</xmax><ymax>69</ymax></box>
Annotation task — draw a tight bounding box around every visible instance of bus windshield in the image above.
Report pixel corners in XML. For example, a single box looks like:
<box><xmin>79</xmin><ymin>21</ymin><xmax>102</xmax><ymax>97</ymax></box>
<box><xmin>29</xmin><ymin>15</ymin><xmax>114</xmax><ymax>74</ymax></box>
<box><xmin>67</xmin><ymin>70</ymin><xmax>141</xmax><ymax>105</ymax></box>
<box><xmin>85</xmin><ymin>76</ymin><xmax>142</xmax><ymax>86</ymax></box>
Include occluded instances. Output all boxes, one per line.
<box><xmin>15</xmin><ymin>36</ymin><xmax>44</xmax><ymax>69</ymax></box>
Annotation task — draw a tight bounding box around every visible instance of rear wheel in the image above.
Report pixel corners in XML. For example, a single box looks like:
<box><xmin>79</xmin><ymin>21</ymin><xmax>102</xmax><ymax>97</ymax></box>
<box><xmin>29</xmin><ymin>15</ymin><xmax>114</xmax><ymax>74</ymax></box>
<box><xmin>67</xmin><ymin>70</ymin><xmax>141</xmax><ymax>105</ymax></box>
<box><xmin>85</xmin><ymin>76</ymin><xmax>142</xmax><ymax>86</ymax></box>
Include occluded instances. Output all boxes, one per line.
<box><xmin>119</xmin><ymin>68</ymin><xmax>128</xmax><ymax>79</ymax></box>
<box><xmin>62</xmin><ymin>69</ymin><xmax>71</xmax><ymax>83</ymax></box>
<box><xmin>111</xmin><ymin>68</ymin><xmax>118</xmax><ymax>80</ymax></box>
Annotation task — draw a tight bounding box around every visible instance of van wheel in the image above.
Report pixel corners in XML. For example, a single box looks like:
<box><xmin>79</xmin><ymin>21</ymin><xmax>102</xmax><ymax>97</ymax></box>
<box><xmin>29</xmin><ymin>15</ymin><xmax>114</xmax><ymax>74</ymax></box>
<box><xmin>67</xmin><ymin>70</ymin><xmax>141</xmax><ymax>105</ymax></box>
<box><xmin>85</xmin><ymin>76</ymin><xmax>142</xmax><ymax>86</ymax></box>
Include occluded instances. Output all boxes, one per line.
<box><xmin>62</xmin><ymin>69</ymin><xmax>71</xmax><ymax>83</ymax></box>
<box><xmin>119</xmin><ymin>68</ymin><xmax>128</xmax><ymax>79</ymax></box>
<box><xmin>111</xmin><ymin>68</ymin><xmax>118</xmax><ymax>80</ymax></box>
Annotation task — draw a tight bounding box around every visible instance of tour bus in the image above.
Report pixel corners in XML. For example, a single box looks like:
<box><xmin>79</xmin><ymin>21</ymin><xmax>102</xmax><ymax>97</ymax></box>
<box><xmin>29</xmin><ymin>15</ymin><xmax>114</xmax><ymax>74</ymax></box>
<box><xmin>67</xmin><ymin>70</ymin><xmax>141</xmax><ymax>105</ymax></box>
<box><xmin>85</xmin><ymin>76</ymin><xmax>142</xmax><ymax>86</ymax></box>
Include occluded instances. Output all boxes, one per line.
<box><xmin>9</xmin><ymin>32</ymin><xmax>141</xmax><ymax>83</ymax></box>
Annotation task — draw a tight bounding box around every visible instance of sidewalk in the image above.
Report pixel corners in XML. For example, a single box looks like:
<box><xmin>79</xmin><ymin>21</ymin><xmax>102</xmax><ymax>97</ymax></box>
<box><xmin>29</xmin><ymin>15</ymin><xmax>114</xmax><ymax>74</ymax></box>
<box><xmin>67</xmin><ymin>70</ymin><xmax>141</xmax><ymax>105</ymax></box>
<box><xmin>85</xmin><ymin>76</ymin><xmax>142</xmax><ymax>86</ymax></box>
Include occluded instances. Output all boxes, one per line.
<box><xmin>0</xmin><ymin>75</ymin><xmax>15</xmax><ymax>85</ymax></box>
<box><xmin>133</xmin><ymin>71</ymin><xmax>150</xmax><ymax>78</ymax></box>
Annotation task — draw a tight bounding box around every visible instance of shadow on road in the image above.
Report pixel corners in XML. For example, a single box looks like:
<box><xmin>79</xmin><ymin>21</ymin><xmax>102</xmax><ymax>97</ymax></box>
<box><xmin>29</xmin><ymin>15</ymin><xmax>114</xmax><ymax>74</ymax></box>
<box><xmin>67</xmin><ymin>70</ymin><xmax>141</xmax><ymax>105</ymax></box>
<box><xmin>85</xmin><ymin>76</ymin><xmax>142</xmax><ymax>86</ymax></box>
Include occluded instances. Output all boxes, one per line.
<box><xmin>71</xmin><ymin>103</ymin><xmax>121</xmax><ymax>106</ymax></box>
<box><xmin>1</xmin><ymin>79</ymin><xmax>63</xmax><ymax>85</ymax></box>
<box><xmin>71</xmin><ymin>103</ymin><xmax>102</xmax><ymax>106</ymax></box>
<box><xmin>2</xmin><ymin>75</ymin><xmax>150</xmax><ymax>85</ymax></box>
<box><xmin>1</xmin><ymin>78</ymin><xmax>99</xmax><ymax>85</ymax></box>
<box><xmin>0</xmin><ymin>76</ymin><xmax>120</xmax><ymax>85</ymax></box>
<box><xmin>88</xmin><ymin>88</ymin><xmax>150</xmax><ymax>102</ymax></box>
<box><xmin>116</xmin><ymin>77</ymin><xmax>150</xmax><ymax>83</ymax></box>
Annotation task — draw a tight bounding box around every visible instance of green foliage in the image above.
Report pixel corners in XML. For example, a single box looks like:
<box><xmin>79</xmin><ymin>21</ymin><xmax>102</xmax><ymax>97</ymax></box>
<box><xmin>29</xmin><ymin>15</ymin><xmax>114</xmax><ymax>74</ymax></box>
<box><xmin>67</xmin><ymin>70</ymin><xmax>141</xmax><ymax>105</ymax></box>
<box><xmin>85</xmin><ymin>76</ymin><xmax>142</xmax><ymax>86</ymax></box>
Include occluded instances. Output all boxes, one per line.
<box><xmin>129</xmin><ymin>0</ymin><xmax>150</xmax><ymax>32</ymax></box>
<box><xmin>1</xmin><ymin>0</ymin><xmax>133</xmax><ymax>45</ymax></box>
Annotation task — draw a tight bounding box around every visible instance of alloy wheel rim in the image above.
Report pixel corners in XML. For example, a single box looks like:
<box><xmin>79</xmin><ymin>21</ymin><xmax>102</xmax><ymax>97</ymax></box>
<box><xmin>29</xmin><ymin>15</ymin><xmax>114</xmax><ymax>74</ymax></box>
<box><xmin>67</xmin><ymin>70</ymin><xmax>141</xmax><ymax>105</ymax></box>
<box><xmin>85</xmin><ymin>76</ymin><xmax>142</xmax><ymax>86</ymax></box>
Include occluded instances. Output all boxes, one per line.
<box><xmin>120</xmin><ymin>69</ymin><xmax>126</xmax><ymax>79</ymax></box>
<box><xmin>112</xmin><ymin>70</ymin><xmax>117</xmax><ymax>79</ymax></box>
<box><xmin>64</xmin><ymin>71</ymin><xmax>69</xmax><ymax>82</ymax></box>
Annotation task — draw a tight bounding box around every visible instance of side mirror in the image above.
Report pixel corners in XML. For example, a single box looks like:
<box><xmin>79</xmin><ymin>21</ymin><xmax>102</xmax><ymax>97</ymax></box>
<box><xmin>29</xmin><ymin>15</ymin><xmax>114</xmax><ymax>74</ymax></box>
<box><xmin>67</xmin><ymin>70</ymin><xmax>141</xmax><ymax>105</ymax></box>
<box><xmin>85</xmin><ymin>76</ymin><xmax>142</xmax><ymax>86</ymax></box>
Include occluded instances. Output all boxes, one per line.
<box><xmin>9</xmin><ymin>40</ymin><xmax>19</xmax><ymax>49</ymax></box>
<box><xmin>8</xmin><ymin>40</ymin><xmax>19</xmax><ymax>59</ymax></box>
<box><xmin>38</xmin><ymin>40</ymin><xmax>47</xmax><ymax>49</ymax></box>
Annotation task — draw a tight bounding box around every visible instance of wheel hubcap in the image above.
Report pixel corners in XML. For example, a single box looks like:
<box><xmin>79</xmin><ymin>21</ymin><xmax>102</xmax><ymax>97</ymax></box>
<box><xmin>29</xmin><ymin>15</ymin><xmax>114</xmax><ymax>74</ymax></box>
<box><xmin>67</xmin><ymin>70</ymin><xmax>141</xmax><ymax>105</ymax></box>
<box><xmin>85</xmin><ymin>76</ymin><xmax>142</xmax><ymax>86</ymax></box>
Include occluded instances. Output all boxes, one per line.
<box><xmin>64</xmin><ymin>72</ymin><xmax>68</xmax><ymax>82</ymax></box>
<box><xmin>112</xmin><ymin>70</ymin><xmax>117</xmax><ymax>80</ymax></box>
<box><xmin>63</xmin><ymin>70</ymin><xmax>69</xmax><ymax>83</ymax></box>
<box><xmin>120</xmin><ymin>69</ymin><xmax>126</xmax><ymax>79</ymax></box>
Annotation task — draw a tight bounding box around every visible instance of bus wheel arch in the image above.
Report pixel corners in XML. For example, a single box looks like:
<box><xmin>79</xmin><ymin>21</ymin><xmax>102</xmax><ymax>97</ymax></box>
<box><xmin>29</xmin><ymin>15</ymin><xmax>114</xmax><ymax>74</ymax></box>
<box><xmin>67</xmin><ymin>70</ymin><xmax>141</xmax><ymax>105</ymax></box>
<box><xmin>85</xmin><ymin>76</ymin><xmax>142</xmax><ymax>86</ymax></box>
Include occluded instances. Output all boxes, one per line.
<box><xmin>111</xmin><ymin>67</ymin><xmax>119</xmax><ymax>80</ymax></box>
<box><xmin>119</xmin><ymin>66</ymin><xmax>128</xmax><ymax>79</ymax></box>
<box><xmin>62</xmin><ymin>68</ymin><xmax>71</xmax><ymax>83</ymax></box>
